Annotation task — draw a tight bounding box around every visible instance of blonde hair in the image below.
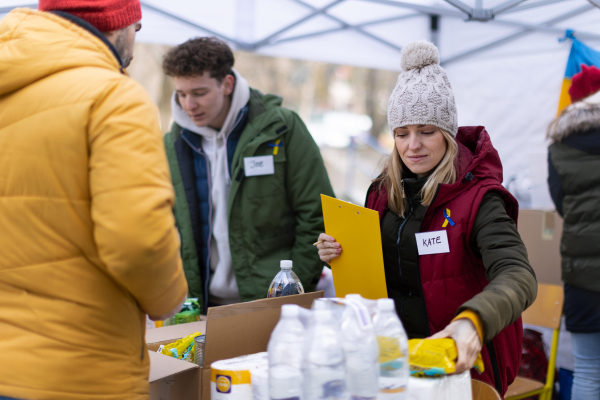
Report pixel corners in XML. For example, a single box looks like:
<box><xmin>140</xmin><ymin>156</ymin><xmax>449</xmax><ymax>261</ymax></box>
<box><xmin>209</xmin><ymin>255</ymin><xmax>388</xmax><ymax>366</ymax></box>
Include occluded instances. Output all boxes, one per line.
<box><xmin>377</xmin><ymin>129</ymin><xmax>458</xmax><ymax>216</ymax></box>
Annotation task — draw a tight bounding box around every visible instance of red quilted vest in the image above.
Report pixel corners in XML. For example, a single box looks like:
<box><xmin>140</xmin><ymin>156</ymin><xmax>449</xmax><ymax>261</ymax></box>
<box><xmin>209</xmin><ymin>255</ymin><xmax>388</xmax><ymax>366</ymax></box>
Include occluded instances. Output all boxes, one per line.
<box><xmin>367</xmin><ymin>126</ymin><xmax>522</xmax><ymax>396</ymax></box>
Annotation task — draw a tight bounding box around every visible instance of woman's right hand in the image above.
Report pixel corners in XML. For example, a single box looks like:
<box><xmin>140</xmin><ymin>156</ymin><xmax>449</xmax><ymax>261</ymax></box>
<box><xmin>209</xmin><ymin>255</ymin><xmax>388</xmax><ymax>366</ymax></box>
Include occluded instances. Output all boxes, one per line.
<box><xmin>316</xmin><ymin>233</ymin><xmax>342</xmax><ymax>263</ymax></box>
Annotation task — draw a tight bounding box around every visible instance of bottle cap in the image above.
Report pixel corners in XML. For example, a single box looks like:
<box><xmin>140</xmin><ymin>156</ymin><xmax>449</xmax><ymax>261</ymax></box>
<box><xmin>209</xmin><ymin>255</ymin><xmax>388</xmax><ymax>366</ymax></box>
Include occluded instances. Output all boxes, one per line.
<box><xmin>377</xmin><ymin>298</ymin><xmax>395</xmax><ymax>311</ymax></box>
<box><xmin>312</xmin><ymin>299</ymin><xmax>328</xmax><ymax>310</ymax></box>
<box><xmin>281</xmin><ymin>304</ymin><xmax>299</xmax><ymax>318</ymax></box>
<box><xmin>345</xmin><ymin>294</ymin><xmax>362</xmax><ymax>301</ymax></box>
<box><xmin>280</xmin><ymin>260</ymin><xmax>293</xmax><ymax>270</ymax></box>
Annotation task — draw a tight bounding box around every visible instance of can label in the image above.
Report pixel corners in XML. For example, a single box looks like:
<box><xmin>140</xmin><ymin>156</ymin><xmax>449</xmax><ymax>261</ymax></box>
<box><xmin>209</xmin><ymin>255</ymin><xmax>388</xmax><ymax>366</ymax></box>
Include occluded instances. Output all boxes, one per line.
<box><xmin>216</xmin><ymin>375</ymin><xmax>232</xmax><ymax>393</ymax></box>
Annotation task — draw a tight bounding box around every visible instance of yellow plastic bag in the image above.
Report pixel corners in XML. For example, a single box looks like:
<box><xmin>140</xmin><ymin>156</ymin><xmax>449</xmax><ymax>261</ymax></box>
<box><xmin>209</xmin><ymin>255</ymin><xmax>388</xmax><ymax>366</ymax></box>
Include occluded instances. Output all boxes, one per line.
<box><xmin>408</xmin><ymin>338</ymin><xmax>484</xmax><ymax>377</ymax></box>
<box><xmin>160</xmin><ymin>332</ymin><xmax>202</xmax><ymax>363</ymax></box>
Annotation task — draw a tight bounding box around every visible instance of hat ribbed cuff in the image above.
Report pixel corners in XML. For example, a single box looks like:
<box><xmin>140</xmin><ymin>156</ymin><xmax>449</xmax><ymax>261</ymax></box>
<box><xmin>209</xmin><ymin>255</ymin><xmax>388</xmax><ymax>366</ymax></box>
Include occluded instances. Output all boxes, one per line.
<box><xmin>389</xmin><ymin>119</ymin><xmax>457</xmax><ymax>138</ymax></box>
<box><xmin>84</xmin><ymin>2</ymin><xmax>141</xmax><ymax>32</ymax></box>
<box><xmin>39</xmin><ymin>0</ymin><xmax>142</xmax><ymax>32</ymax></box>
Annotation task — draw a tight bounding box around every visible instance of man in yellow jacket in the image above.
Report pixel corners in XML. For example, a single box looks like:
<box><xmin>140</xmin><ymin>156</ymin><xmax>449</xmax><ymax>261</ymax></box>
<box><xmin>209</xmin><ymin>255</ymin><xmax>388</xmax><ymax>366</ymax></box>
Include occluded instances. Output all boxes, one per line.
<box><xmin>0</xmin><ymin>1</ymin><xmax>188</xmax><ymax>399</ymax></box>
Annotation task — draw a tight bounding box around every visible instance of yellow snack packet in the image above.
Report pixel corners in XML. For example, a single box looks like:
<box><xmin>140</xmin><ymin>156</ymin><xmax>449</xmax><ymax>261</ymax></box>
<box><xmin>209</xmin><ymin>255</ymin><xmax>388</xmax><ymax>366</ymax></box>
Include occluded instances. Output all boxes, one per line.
<box><xmin>160</xmin><ymin>332</ymin><xmax>202</xmax><ymax>363</ymax></box>
<box><xmin>408</xmin><ymin>338</ymin><xmax>484</xmax><ymax>377</ymax></box>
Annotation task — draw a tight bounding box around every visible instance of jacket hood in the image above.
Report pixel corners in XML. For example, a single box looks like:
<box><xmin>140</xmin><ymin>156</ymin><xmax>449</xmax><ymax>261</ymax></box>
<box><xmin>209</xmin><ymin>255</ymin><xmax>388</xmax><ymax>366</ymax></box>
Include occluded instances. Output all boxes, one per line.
<box><xmin>455</xmin><ymin>126</ymin><xmax>503</xmax><ymax>183</ymax></box>
<box><xmin>0</xmin><ymin>9</ymin><xmax>120</xmax><ymax>97</ymax></box>
<box><xmin>548</xmin><ymin>101</ymin><xmax>600</xmax><ymax>142</ymax></box>
<box><xmin>366</xmin><ymin>125</ymin><xmax>508</xmax><ymax>218</ymax></box>
<box><xmin>431</xmin><ymin>126</ymin><xmax>505</xmax><ymax>206</ymax></box>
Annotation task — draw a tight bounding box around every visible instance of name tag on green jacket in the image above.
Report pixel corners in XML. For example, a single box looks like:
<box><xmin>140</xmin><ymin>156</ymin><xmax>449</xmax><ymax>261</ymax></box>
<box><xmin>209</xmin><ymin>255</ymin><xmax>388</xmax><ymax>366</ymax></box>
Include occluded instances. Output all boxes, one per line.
<box><xmin>244</xmin><ymin>155</ymin><xmax>275</xmax><ymax>176</ymax></box>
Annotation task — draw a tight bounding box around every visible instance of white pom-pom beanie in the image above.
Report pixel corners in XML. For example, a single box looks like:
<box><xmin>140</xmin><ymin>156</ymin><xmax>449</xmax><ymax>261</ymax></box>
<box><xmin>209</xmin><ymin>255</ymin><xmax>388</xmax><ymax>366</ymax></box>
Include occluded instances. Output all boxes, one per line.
<box><xmin>387</xmin><ymin>40</ymin><xmax>458</xmax><ymax>137</ymax></box>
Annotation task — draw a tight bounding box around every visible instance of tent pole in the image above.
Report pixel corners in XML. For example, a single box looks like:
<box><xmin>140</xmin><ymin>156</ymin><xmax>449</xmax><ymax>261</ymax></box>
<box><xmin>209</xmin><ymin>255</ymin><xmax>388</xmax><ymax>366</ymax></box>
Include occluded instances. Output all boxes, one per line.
<box><xmin>443</xmin><ymin>0</ymin><xmax>473</xmax><ymax>16</ymax></box>
<box><xmin>495</xmin><ymin>0</ymin><xmax>569</xmax><ymax>15</ymax></box>
<box><xmin>360</xmin><ymin>0</ymin><xmax>464</xmax><ymax>18</ymax></box>
<box><xmin>0</xmin><ymin>4</ymin><xmax>38</xmax><ymax>14</ymax></box>
<box><xmin>491</xmin><ymin>0</ymin><xmax>528</xmax><ymax>15</ymax></box>
<box><xmin>267</xmin><ymin>13</ymin><xmax>420</xmax><ymax>47</ymax></box>
<box><xmin>249</xmin><ymin>0</ymin><xmax>345</xmax><ymax>49</ymax></box>
<box><xmin>139</xmin><ymin>2</ymin><xmax>247</xmax><ymax>48</ymax></box>
<box><xmin>489</xmin><ymin>18</ymin><xmax>600</xmax><ymax>41</ymax></box>
<box><xmin>430</xmin><ymin>15</ymin><xmax>439</xmax><ymax>48</ymax></box>
<box><xmin>441</xmin><ymin>3</ymin><xmax>594</xmax><ymax>66</ymax></box>
<box><xmin>266</xmin><ymin>0</ymin><xmax>402</xmax><ymax>52</ymax></box>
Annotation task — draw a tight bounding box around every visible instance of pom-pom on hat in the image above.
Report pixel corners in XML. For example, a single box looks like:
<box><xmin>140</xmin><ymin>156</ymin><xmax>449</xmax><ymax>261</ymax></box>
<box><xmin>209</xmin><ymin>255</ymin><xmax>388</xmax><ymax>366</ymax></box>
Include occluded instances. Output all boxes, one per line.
<box><xmin>569</xmin><ymin>64</ymin><xmax>600</xmax><ymax>103</ymax></box>
<box><xmin>39</xmin><ymin>0</ymin><xmax>142</xmax><ymax>32</ymax></box>
<box><xmin>387</xmin><ymin>40</ymin><xmax>458</xmax><ymax>137</ymax></box>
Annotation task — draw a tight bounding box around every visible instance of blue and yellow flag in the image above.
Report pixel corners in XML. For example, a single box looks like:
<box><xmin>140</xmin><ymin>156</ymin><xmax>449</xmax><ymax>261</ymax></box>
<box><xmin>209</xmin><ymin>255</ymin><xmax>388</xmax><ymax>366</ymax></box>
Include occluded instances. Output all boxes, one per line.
<box><xmin>558</xmin><ymin>31</ymin><xmax>600</xmax><ymax>114</ymax></box>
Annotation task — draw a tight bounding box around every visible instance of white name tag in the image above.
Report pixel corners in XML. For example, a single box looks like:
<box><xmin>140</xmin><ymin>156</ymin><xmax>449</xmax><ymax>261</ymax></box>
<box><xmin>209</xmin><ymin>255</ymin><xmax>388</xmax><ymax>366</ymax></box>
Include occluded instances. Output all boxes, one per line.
<box><xmin>415</xmin><ymin>230</ymin><xmax>450</xmax><ymax>255</ymax></box>
<box><xmin>244</xmin><ymin>155</ymin><xmax>275</xmax><ymax>177</ymax></box>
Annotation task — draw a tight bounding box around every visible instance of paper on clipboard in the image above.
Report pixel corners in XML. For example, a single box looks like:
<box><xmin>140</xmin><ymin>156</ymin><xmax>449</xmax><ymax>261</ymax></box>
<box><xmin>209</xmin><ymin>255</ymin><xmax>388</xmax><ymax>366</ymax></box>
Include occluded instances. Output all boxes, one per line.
<box><xmin>321</xmin><ymin>194</ymin><xmax>387</xmax><ymax>300</ymax></box>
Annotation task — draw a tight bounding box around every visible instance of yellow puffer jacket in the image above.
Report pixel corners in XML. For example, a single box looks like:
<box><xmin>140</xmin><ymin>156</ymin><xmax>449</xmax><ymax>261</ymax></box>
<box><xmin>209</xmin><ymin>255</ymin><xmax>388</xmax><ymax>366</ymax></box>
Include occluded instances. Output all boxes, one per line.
<box><xmin>0</xmin><ymin>9</ymin><xmax>188</xmax><ymax>400</ymax></box>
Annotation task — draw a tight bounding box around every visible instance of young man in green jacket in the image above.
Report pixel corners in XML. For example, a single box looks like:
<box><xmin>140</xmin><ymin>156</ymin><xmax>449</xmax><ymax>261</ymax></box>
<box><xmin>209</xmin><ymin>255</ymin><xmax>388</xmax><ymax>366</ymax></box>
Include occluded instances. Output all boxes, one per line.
<box><xmin>162</xmin><ymin>37</ymin><xmax>334</xmax><ymax>312</ymax></box>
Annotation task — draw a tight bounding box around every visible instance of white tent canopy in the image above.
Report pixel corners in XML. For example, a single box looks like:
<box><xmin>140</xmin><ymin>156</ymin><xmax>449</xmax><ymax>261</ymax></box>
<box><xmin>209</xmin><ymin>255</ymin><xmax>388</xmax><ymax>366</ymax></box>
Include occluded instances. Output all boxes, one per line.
<box><xmin>3</xmin><ymin>0</ymin><xmax>598</xmax><ymax>70</ymax></box>
<box><xmin>2</xmin><ymin>0</ymin><xmax>600</xmax><ymax>207</ymax></box>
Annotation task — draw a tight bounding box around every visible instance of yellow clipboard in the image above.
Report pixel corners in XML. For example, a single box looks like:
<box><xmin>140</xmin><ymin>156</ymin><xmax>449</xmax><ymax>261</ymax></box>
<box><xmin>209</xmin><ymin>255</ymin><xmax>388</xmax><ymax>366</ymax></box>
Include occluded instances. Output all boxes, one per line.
<box><xmin>321</xmin><ymin>194</ymin><xmax>387</xmax><ymax>300</ymax></box>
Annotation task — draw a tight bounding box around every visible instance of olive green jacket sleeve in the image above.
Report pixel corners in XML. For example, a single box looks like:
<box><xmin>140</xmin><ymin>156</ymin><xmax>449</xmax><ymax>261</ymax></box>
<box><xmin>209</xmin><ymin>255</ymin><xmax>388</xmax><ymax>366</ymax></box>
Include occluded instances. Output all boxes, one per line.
<box><xmin>458</xmin><ymin>192</ymin><xmax>537</xmax><ymax>343</ymax></box>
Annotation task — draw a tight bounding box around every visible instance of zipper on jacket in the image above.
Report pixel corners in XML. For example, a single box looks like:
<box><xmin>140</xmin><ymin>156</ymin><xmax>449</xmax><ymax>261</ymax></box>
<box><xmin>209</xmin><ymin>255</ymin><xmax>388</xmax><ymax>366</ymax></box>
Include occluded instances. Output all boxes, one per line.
<box><xmin>201</xmin><ymin>152</ymin><xmax>212</xmax><ymax>310</ymax></box>
<box><xmin>225</xmin><ymin>108</ymin><xmax>248</xmax><ymax>182</ymax></box>
<box><xmin>180</xmin><ymin>134</ymin><xmax>212</xmax><ymax>310</ymax></box>
<box><xmin>414</xmin><ymin>183</ymin><xmax>444</xmax><ymax>337</ymax></box>
<box><xmin>397</xmin><ymin>181</ymin><xmax>414</xmax><ymax>319</ymax></box>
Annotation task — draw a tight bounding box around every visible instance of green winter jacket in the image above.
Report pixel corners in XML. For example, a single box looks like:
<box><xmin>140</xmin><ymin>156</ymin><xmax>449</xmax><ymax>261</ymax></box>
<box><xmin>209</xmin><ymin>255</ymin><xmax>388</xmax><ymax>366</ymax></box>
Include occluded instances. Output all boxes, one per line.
<box><xmin>549</xmin><ymin>141</ymin><xmax>600</xmax><ymax>291</ymax></box>
<box><xmin>164</xmin><ymin>89</ymin><xmax>334</xmax><ymax>311</ymax></box>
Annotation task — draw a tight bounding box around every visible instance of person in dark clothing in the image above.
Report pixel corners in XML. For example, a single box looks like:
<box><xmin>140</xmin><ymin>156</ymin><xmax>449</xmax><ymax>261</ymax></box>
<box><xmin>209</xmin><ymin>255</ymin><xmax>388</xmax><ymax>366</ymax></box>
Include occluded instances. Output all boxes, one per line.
<box><xmin>547</xmin><ymin>64</ymin><xmax>600</xmax><ymax>400</ymax></box>
<box><xmin>317</xmin><ymin>40</ymin><xmax>537</xmax><ymax>396</ymax></box>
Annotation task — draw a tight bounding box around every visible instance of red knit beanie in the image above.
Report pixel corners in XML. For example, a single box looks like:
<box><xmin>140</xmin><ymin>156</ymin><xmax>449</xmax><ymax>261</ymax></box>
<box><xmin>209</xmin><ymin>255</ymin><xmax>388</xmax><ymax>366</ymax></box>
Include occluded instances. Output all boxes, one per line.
<box><xmin>569</xmin><ymin>64</ymin><xmax>600</xmax><ymax>103</ymax></box>
<box><xmin>39</xmin><ymin>0</ymin><xmax>142</xmax><ymax>32</ymax></box>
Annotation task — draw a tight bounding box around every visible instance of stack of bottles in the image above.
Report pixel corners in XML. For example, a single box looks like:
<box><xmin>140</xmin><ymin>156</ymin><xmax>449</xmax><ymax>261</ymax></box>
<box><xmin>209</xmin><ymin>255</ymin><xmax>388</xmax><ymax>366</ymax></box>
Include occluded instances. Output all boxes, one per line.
<box><xmin>266</xmin><ymin>295</ymin><xmax>409</xmax><ymax>400</ymax></box>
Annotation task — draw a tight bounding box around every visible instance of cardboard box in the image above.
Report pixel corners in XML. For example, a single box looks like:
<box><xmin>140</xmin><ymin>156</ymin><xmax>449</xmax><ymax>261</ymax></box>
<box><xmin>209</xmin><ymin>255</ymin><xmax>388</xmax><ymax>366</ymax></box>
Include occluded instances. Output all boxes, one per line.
<box><xmin>146</xmin><ymin>291</ymin><xmax>323</xmax><ymax>400</ymax></box>
<box><xmin>517</xmin><ymin>209</ymin><xmax>563</xmax><ymax>286</ymax></box>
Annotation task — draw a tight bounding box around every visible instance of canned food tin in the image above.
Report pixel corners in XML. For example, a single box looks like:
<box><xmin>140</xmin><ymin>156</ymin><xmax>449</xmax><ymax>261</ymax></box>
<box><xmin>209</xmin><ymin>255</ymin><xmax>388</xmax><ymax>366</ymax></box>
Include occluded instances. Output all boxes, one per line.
<box><xmin>195</xmin><ymin>335</ymin><xmax>206</xmax><ymax>366</ymax></box>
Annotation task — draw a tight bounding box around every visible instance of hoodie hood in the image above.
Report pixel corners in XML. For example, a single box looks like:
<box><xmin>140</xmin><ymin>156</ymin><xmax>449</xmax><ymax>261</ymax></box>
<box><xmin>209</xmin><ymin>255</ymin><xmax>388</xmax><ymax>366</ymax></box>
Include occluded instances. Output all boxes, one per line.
<box><xmin>0</xmin><ymin>9</ymin><xmax>121</xmax><ymax>97</ymax></box>
<box><xmin>170</xmin><ymin>69</ymin><xmax>250</xmax><ymax>141</ymax></box>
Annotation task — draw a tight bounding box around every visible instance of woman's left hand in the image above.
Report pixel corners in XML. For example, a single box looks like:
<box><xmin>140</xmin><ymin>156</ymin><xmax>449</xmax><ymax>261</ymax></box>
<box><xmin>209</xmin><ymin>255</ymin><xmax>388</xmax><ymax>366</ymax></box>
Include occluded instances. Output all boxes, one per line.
<box><xmin>429</xmin><ymin>319</ymin><xmax>482</xmax><ymax>374</ymax></box>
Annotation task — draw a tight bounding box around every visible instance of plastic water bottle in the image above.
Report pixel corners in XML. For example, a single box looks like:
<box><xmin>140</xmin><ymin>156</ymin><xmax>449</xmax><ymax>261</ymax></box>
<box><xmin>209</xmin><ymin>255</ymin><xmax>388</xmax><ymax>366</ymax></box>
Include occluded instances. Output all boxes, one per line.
<box><xmin>342</xmin><ymin>294</ymin><xmax>379</xmax><ymax>400</ymax></box>
<box><xmin>267</xmin><ymin>304</ymin><xmax>305</xmax><ymax>400</ymax></box>
<box><xmin>267</xmin><ymin>260</ymin><xmax>305</xmax><ymax>298</ymax></box>
<box><xmin>303</xmin><ymin>309</ymin><xmax>347</xmax><ymax>400</ymax></box>
<box><xmin>373</xmin><ymin>299</ymin><xmax>409</xmax><ymax>399</ymax></box>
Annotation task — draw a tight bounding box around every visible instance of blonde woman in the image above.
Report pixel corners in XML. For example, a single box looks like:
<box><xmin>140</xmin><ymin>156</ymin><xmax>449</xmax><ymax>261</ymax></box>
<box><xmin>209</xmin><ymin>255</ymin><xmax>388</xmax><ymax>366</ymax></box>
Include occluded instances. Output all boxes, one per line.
<box><xmin>317</xmin><ymin>41</ymin><xmax>536</xmax><ymax>396</ymax></box>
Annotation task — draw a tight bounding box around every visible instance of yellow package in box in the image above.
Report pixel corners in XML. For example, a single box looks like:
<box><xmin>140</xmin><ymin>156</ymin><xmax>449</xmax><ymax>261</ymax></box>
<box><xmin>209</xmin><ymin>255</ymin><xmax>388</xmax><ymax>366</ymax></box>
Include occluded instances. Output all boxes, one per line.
<box><xmin>408</xmin><ymin>338</ymin><xmax>484</xmax><ymax>377</ymax></box>
<box><xmin>160</xmin><ymin>331</ymin><xmax>202</xmax><ymax>363</ymax></box>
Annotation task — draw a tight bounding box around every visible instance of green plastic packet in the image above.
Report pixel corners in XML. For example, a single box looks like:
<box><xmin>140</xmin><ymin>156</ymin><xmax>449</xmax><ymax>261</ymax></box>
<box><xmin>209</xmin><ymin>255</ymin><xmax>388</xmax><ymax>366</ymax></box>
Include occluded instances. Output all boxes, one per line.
<box><xmin>164</xmin><ymin>298</ymin><xmax>201</xmax><ymax>326</ymax></box>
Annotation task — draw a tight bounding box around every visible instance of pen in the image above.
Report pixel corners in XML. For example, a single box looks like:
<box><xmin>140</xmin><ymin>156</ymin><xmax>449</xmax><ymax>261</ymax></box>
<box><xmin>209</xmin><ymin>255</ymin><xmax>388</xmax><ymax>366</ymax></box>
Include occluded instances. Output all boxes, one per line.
<box><xmin>313</xmin><ymin>240</ymin><xmax>324</xmax><ymax>246</ymax></box>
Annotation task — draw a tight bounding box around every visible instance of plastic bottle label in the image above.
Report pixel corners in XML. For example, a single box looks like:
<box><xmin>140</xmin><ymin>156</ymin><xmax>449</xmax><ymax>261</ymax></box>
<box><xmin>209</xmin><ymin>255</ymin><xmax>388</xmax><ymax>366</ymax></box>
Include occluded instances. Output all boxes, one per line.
<box><xmin>376</xmin><ymin>336</ymin><xmax>404</xmax><ymax>364</ymax></box>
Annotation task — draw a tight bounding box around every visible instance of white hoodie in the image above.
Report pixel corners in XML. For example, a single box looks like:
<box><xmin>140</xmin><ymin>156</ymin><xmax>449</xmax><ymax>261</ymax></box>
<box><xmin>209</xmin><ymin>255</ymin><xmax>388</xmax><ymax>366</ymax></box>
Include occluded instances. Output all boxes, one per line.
<box><xmin>171</xmin><ymin>69</ymin><xmax>250</xmax><ymax>305</ymax></box>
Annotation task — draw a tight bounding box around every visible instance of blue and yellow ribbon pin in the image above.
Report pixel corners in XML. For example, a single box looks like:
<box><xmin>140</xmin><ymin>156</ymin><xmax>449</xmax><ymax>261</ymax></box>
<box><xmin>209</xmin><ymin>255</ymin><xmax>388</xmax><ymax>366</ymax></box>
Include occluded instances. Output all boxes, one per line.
<box><xmin>442</xmin><ymin>208</ymin><xmax>455</xmax><ymax>228</ymax></box>
<box><xmin>268</xmin><ymin>139</ymin><xmax>282</xmax><ymax>155</ymax></box>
